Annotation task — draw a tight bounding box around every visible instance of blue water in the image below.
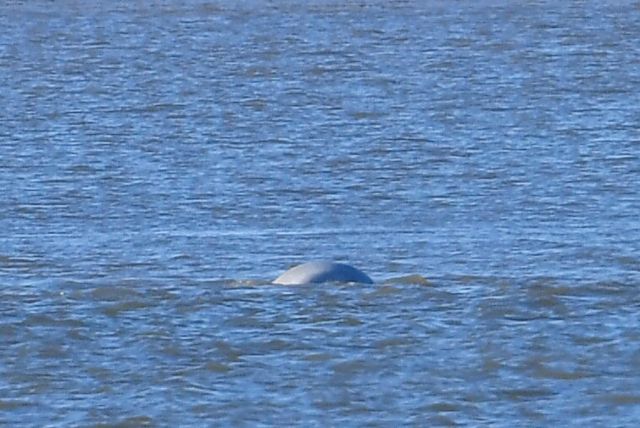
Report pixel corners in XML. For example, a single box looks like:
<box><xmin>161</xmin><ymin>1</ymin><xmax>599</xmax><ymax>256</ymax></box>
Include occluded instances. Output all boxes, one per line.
<box><xmin>1</xmin><ymin>1</ymin><xmax>640</xmax><ymax>426</ymax></box>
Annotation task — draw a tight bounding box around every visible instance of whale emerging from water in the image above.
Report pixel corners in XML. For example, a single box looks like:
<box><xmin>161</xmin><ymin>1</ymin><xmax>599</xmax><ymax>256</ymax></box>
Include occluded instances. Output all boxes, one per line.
<box><xmin>273</xmin><ymin>261</ymin><xmax>373</xmax><ymax>285</ymax></box>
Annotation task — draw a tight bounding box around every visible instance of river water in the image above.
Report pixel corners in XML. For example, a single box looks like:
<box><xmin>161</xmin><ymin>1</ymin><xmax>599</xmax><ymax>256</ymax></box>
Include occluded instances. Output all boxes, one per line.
<box><xmin>1</xmin><ymin>0</ymin><xmax>640</xmax><ymax>426</ymax></box>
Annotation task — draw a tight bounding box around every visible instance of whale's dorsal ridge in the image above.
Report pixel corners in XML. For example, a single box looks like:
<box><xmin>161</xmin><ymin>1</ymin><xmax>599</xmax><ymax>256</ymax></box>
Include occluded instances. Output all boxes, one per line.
<box><xmin>274</xmin><ymin>261</ymin><xmax>373</xmax><ymax>285</ymax></box>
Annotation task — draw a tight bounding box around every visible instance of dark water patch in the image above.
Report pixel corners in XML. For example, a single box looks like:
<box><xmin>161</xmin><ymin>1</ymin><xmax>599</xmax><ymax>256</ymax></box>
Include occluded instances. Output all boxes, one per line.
<box><xmin>382</xmin><ymin>274</ymin><xmax>430</xmax><ymax>285</ymax></box>
<box><xmin>599</xmin><ymin>393</ymin><xmax>640</xmax><ymax>406</ymax></box>
<box><xmin>91</xmin><ymin>415</ymin><xmax>154</xmax><ymax>428</ymax></box>
<box><xmin>101</xmin><ymin>300</ymin><xmax>150</xmax><ymax>317</ymax></box>
<box><xmin>87</xmin><ymin>285</ymin><xmax>144</xmax><ymax>301</ymax></box>
<box><xmin>23</xmin><ymin>313</ymin><xmax>86</xmax><ymax>328</ymax></box>
<box><xmin>531</xmin><ymin>364</ymin><xmax>594</xmax><ymax>381</ymax></box>
<box><xmin>0</xmin><ymin>400</ymin><xmax>30</xmax><ymax>411</ymax></box>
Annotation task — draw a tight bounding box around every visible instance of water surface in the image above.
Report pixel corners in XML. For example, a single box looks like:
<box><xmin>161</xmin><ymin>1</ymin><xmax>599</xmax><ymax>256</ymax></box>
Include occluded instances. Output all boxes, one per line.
<box><xmin>1</xmin><ymin>0</ymin><xmax>639</xmax><ymax>426</ymax></box>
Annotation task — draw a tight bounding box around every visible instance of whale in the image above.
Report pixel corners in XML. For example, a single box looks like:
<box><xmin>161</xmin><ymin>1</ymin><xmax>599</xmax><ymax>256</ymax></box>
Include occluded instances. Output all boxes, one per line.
<box><xmin>273</xmin><ymin>261</ymin><xmax>373</xmax><ymax>285</ymax></box>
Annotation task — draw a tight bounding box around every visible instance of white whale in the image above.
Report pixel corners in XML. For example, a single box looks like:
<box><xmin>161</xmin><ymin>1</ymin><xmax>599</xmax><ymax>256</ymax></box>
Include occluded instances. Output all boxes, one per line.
<box><xmin>273</xmin><ymin>261</ymin><xmax>373</xmax><ymax>285</ymax></box>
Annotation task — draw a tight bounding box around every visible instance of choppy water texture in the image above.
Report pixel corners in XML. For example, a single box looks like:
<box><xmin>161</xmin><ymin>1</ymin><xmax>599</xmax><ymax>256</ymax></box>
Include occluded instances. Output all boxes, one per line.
<box><xmin>2</xmin><ymin>0</ymin><xmax>640</xmax><ymax>426</ymax></box>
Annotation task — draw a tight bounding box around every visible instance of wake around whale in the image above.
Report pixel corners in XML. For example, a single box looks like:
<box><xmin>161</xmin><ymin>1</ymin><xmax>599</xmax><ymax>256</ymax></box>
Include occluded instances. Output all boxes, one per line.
<box><xmin>274</xmin><ymin>261</ymin><xmax>373</xmax><ymax>285</ymax></box>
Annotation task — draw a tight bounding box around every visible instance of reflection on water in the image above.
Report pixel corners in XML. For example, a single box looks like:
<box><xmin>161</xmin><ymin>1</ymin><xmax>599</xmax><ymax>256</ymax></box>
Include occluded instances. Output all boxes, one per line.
<box><xmin>1</xmin><ymin>0</ymin><xmax>639</xmax><ymax>426</ymax></box>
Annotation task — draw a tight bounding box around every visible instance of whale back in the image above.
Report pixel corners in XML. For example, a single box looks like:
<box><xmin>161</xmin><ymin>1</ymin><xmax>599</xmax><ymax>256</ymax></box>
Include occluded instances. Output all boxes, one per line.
<box><xmin>274</xmin><ymin>261</ymin><xmax>373</xmax><ymax>285</ymax></box>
